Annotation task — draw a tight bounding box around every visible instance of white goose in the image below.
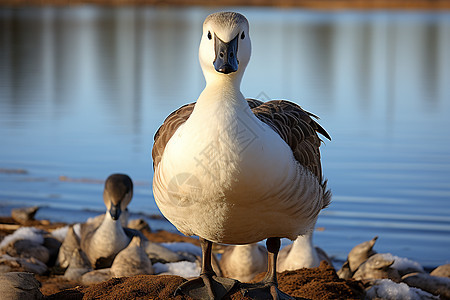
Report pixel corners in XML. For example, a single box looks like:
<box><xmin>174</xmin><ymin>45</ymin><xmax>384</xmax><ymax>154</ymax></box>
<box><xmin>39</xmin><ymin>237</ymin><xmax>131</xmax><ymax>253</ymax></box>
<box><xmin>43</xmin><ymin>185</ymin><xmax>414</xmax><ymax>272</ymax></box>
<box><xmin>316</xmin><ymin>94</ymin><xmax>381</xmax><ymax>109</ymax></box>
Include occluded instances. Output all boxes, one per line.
<box><xmin>80</xmin><ymin>173</ymin><xmax>133</xmax><ymax>268</ymax></box>
<box><xmin>152</xmin><ymin>12</ymin><xmax>331</xmax><ymax>300</ymax></box>
<box><xmin>220</xmin><ymin>243</ymin><xmax>268</xmax><ymax>282</ymax></box>
<box><xmin>277</xmin><ymin>227</ymin><xmax>333</xmax><ymax>272</ymax></box>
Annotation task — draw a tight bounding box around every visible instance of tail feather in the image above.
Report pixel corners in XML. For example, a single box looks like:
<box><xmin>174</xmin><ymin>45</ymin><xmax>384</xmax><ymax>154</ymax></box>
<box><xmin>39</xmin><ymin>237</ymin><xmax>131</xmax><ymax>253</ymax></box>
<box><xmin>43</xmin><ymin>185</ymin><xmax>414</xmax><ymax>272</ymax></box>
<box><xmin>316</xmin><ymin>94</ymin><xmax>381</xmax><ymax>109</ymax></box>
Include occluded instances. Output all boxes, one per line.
<box><xmin>321</xmin><ymin>179</ymin><xmax>332</xmax><ymax>209</ymax></box>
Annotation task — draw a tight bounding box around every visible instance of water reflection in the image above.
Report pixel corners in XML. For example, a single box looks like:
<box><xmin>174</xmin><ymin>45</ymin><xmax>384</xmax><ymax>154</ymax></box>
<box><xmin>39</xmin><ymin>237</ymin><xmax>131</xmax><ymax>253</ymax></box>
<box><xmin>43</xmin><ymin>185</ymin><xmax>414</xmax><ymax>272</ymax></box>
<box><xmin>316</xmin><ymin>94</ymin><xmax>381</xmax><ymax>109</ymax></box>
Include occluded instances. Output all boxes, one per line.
<box><xmin>2</xmin><ymin>9</ymin><xmax>449</xmax><ymax>118</ymax></box>
<box><xmin>0</xmin><ymin>7</ymin><xmax>449</xmax><ymax>267</ymax></box>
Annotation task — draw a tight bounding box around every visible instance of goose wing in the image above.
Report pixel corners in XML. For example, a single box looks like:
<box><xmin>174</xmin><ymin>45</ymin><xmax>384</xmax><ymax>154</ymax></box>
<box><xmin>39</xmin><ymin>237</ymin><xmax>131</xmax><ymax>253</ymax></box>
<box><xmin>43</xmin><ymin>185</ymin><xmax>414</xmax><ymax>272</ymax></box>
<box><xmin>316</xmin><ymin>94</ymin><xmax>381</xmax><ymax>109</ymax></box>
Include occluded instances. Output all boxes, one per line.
<box><xmin>152</xmin><ymin>99</ymin><xmax>331</xmax><ymax>184</ymax></box>
<box><xmin>249</xmin><ymin>99</ymin><xmax>331</xmax><ymax>183</ymax></box>
<box><xmin>152</xmin><ymin>103</ymin><xmax>195</xmax><ymax>169</ymax></box>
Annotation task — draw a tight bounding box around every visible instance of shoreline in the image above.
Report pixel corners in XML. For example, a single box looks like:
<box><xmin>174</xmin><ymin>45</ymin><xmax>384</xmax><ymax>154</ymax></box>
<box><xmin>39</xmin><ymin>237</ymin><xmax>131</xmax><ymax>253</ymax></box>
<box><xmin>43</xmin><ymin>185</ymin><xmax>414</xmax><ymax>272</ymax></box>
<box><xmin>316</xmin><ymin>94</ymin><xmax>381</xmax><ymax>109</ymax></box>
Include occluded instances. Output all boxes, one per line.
<box><xmin>0</xmin><ymin>215</ymin><xmax>365</xmax><ymax>299</ymax></box>
<box><xmin>1</xmin><ymin>213</ymin><xmax>449</xmax><ymax>299</ymax></box>
<box><xmin>0</xmin><ymin>208</ymin><xmax>446</xmax><ymax>271</ymax></box>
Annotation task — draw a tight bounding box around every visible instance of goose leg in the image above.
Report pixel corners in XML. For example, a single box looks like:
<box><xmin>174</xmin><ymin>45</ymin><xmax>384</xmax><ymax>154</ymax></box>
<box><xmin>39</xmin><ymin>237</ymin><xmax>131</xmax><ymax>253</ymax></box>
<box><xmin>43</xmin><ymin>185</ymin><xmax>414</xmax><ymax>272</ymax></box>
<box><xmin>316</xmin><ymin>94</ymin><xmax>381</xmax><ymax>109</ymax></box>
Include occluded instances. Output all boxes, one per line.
<box><xmin>175</xmin><ymin>238</ymin><xmax>238</xmax><ymax>300</ymax></box>
<box><xmin>240</xmin><ymin>237</ymin><xmax>294</xmax><ymax>300</ymax></box>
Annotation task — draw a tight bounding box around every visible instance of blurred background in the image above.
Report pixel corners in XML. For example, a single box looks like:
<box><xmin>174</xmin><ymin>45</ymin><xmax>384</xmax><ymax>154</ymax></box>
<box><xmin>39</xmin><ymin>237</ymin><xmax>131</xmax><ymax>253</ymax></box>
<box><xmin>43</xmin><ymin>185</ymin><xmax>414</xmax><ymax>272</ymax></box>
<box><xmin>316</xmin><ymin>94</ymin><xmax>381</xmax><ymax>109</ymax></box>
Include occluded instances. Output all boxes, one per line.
<box><xmin>0</xmin><ymin>3</ymin><xmax>449</xmax><ymax>269</ymax></box>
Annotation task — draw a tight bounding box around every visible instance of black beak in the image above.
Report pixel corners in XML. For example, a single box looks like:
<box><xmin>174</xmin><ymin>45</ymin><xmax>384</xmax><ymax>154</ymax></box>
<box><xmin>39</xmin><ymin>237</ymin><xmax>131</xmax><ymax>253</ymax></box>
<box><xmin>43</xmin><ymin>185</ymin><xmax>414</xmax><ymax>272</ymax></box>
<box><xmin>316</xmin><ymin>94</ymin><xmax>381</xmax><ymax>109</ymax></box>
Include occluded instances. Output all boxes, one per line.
<box><xmin>214</xmin><ymin>33</ymin><xmax>239</xmax><ymax>74</ymax></box>
<box><xmin>109</xmin><ymin>203</ymin><xmax>121</xmax><ymax>220</ymax></box>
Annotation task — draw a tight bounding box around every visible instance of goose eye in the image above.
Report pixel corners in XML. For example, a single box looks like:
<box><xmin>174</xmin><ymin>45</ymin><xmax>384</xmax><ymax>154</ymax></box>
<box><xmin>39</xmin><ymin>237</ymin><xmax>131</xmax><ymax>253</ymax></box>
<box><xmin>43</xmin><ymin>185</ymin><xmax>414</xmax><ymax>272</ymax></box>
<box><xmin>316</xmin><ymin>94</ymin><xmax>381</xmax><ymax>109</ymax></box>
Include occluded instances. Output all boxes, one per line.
<box><xmin>241</xmin><ymin>32</ymin><xmax>245</xmax><ymax>39</ymax></box>
<box><xmin>207</xmin><ymin>31</ymin><xmax>212</xmax><ymax>40</ymax></box>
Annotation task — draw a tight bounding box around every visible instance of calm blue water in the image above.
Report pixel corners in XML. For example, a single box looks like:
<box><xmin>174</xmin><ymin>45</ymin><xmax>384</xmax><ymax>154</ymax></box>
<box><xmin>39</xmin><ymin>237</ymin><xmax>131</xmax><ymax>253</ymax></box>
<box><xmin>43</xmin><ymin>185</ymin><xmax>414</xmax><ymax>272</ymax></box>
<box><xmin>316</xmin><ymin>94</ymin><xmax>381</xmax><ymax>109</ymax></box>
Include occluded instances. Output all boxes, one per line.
<box><xmin>0</xmin><ymin>7</ymin><xmax>449</xmax><ymax>268</ymax></box>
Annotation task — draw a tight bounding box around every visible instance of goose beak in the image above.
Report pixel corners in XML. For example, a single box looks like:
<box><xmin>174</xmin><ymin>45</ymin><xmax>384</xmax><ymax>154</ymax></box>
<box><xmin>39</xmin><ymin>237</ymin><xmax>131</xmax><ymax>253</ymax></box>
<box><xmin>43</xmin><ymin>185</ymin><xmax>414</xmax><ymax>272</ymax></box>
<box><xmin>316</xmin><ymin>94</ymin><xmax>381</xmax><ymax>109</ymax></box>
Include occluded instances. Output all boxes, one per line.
<box><xmin>109</xmin><ymin>203</ymin><xmax>121</xmax><ymax>220</ymax></box>
<box><xmin>214</xmin><ymin>33</ymin><xmax>239</xmax><ymax>74</ymax></box>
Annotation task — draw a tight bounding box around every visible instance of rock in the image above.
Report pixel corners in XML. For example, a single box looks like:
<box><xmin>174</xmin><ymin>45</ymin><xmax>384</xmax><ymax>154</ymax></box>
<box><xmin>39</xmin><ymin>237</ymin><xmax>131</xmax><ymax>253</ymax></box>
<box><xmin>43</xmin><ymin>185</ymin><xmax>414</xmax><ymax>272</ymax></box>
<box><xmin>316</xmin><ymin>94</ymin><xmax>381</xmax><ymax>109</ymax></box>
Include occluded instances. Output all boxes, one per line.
<box><xmin>56</xmin><ymin>226</ymin><xmax>80</xmax><ymax>269</ymax></box>
<box><xmin>366</xmin><ymin>279</ymin><xmax>439</xmax><ymax>300</ymax></box>
<box><xmin>176</xmin><ymin>251</ymin><xmax>197</xmax><ymax>263</ymax></box>
<box><xmin>402</xmin><ymin>272</ymin><xmax>450</xmax><ymax>299</ymax></box>
<box><xmin>16</xmin><ymin>257</ymin><xmax>48</xmax><ymax>275</ymax></box>
<box><xmin>0</xmin><ymin>254</ymin><xmax>48</xmax><ymax>275</ymax></box>
<box><xmin>43</xmin><ymin>236</ymin><xmax>62</xmax><ymax>266</ymax></box>
<box><xmin>353</xmin><ymin>253</ymin><xmax>401</xmax><ymax>282</ymax></box>
<box><xmin>64</xmin><ymin>248</ymin><xmax>92</xmax><ymax>281</ymax></box>
<box><xmin>431</xmin><ymin>264</ymin><xmax>450</xmax><ymax>278</ymax></box>
<box><xmin>1</xmin><ymin>239</ymin><xmax>50</xmax><ymax>265</ymax></box>
<box><xmin>111</xmin><ymin>236</ymin><xmax>154</xmax><ymax>277</ymax></box>
<box><xmin>0</xmin><ymin>227</ymin><xmax>45</xmax><ymax>250</ymax></box>
<box><xmin>0</xmin><ymin>255</ymin><xmax>21</xmax><ymax>273</ymax></box>
<box><xmin>80</xmin><ymin>268</ymin><xmax>112</xmax><ymax>285</ymax></box>
<box><xmin>11</xmin><ymin>207</ymin><xmax>39</xmax><ymax>224</ymax></box>
<box><xmin>0</xmin><ymin>254</ymin><xmax>21</xmax><ymax>274</ymax></box>
<box><xmin>0</xmin><ymin>272</ymin><xmax>44</xmax><ymax>300</ymax></box>
<box><xmin>347</xmin><ymin>236</ymin><xmax>377</xmax><ymax>272</ymax></box>
<box><xmin>11</xmin><ymin>240</ymin><xmax>50</xmax><ymax>264</ymax></box>
<box><xmin>0</xmin><ymin>265</ymin><xmax>12</xmax><ymax>273</ymax></box>
<box><xmin>144</xmin><ymin>240</ymin><xmax>183</xmax><ymax>264</ymax></box>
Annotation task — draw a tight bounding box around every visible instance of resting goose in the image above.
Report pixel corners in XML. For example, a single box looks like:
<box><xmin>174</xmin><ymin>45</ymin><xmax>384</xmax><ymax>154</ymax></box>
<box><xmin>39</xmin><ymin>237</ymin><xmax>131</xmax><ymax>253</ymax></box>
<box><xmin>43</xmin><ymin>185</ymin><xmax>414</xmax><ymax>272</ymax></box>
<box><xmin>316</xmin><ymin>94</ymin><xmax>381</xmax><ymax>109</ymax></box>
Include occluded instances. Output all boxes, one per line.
<box><xmin>152</xmin><ymin>11</ymin><xmax>331</xmax><ymax>299</ymax></box>
<box><xmin>220</xmin><ymin>243</ymin><xmax>268</xmax><ymax>282</ymax></box>
<box><xmin>347</xmin><ymin>236</ymin><xmax>378</xmax><ymax>273</ymax></box>
<box><xmin>277</xmin><ymin>227</ymin><xmax>332</xmax><ymax>272</ymax></box>
<box><xmin>110</xmin><ymin>235</ymin><xmax>154</xmax><ymax>277</ymax></box>
<box><xmin>352</xmin><ymin>253</ymin><xmax>401</xmax><ymax>283</ymax></box>
<box><xmin>80</xmin><ymin>173</ymin><xmax>133</xmax><ymax>268</ymax></box>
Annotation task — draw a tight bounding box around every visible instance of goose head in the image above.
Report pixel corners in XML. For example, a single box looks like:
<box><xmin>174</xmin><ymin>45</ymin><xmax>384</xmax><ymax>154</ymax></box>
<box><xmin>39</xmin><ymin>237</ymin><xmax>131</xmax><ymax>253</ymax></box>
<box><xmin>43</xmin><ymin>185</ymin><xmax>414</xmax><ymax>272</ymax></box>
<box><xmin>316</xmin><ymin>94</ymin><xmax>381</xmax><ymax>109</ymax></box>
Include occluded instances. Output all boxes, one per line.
<box><xmin>199</xmin><ymin>12</ymin><xmax>251</xmax><ymax>85</ymax></box>
<box><xmin>103</xmin><ymin>174</ymin><xmax>133</xmax><ymax>221</ymax></box>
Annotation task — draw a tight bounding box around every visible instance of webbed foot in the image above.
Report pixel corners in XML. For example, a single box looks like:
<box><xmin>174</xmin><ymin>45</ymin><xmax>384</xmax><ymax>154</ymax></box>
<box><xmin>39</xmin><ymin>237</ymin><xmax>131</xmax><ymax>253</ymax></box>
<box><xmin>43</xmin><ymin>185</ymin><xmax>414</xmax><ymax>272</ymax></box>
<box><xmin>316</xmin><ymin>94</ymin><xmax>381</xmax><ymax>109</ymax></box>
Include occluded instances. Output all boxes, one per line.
<box><xmin>175</xmin><ymin>273</ymin><xmax>238</xmax><ymax>300</ymax></box>
<box><xmin>238</xmin><ymin>237</ymin><xmax>294</xmax><ymax>300</ymax></box>
<box><xmin>240</xmin><ymin>281</ymin><xmax>294</xmax><ymax>300</ymax></box>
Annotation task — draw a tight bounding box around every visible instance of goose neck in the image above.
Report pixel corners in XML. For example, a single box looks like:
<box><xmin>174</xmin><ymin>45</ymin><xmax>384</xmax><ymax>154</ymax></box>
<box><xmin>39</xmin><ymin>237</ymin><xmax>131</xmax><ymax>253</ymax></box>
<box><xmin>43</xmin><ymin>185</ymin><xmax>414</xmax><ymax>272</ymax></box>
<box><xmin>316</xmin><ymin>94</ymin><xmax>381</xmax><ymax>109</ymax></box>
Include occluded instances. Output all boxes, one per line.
<box><xmin>198</xmin><ymin>79</ymin><xmax>246</xmax><ymax>108</ymax></box>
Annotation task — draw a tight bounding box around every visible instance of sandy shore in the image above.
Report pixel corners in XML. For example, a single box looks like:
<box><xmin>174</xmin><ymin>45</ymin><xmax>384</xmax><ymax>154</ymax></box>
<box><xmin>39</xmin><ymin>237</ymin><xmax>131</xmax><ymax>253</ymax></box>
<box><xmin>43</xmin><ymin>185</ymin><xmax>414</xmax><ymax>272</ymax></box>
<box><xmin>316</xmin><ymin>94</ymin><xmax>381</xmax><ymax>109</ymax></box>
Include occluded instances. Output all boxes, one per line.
<box><xmin>44</xmin><ymin>262</ymin><xmax>364</xmax><ymax>299</ymax></box>
<box><xmin>0</xmin><ymin>216</ymin><xmax>365</xmax><ymax>299</ymax></box>
<box><xmin>2</xmin><ymin>213</ymin><xmax>449</xmax><ymax>299</ymax></box>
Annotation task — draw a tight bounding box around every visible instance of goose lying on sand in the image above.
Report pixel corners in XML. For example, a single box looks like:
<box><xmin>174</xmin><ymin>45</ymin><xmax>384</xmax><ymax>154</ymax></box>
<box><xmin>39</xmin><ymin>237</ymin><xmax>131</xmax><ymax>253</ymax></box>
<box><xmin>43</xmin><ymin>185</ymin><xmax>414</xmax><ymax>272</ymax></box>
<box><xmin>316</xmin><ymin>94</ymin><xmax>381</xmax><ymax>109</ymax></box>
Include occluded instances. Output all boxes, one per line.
<box><xmin>111</xmin><ymin>235</ymin><xmax>154</xmax><ymax>277</ymax></box>
<box><xmin>277</xmin><ymin>228</ymin><xmax>332</xmax><ymax>272</ymax></box>
<box><xmin>152</xmin><ymin>11</ymin><xmax>331</xmax><ymax>299</ymax></box>
<box><xmin>81</xmin><ymin>174</ymin><xmax>133</xmax><ymax>268</ymax></box>
<box><xmin>56</xmin><ymin>225</ymin><xmax>80</xmax><ymax>269</ymax></box>
<box><xmin>348</xmin><ymin>236</ymin><xmax>378</xmax><ymax>272</ymax></box>
<box><xmin>220</xmin><ymin>243</ymin><xmax>268</xmax><ymax>282</ymax></box>
<box><xmin>80</xmin><ymin>235</ymin><xmax>154</xmax><ymax>284</ymax></box>
<box><xmin>353</xmin><ymin>253</ymin><xmax>401</xmax><ymax>283</ymax></box>
<box><xmin>64</xmin><ymin>248</ymin><xmax>92</xmax><ymax>281</ymax></box>
<box><xmin>337</xmin><ymin>235</ymin><xmax>378</xmax><ymax>280</ymax></box>
<box><xmin>337</xmin><ymin>236</ymin><xmax>378</xmax><ymax>279</ymax></box>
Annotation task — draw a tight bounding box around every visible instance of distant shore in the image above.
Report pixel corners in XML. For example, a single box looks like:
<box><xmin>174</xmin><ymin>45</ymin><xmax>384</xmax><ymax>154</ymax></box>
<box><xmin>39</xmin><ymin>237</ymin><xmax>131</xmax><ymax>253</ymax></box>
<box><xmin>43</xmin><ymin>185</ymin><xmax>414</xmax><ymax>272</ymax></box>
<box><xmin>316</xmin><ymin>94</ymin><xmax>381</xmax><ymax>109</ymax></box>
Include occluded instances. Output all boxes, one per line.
<box><xmin>1</xmin><ymin>0</ymin><xmax>450</xmax><ymax>10</ymax></box>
